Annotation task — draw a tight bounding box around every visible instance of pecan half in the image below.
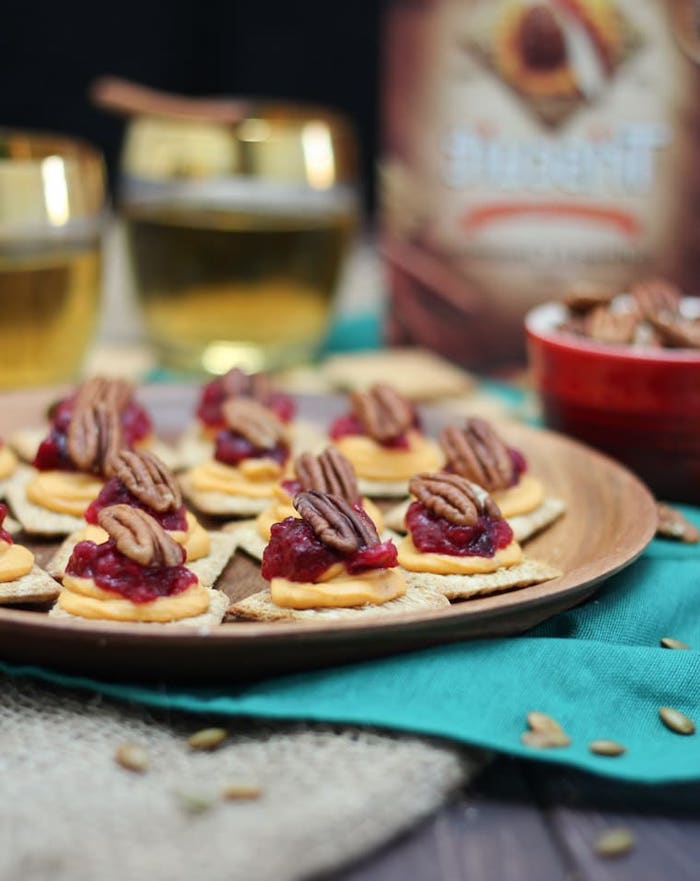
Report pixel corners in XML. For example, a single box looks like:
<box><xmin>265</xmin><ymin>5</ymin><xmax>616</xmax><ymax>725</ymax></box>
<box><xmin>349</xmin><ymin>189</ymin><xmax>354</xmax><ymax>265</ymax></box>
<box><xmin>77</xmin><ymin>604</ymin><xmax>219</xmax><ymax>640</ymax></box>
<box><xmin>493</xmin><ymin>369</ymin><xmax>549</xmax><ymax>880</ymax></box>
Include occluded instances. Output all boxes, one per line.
<box><xmin>109</xmin><ymin>449</ymin><xmax>182</xmax><ymax>513</ymax></box>
<box><xmin>583</xmin><ymin>306</ymin><xmax>638</xmax><ymax>345</ymax></box>
<box><xmin>293</xmin><ymin>490</ymin><xmax>379</xmax><ymax>554</ymax></box>
<box><xmin>220</xmin><ymin>368</ymin><xmax>272</xmax><ymax>403</ymax></box>
<box><xmin>74</xmin><ymin>377</ymin><xmax>134</xmax><ymax>413</ymax></box>
<box><xmin>97</xmin><ymin>504</ymin><xmax>185</xmax><ymax>567</ymax></box>
<box><xmin>67</xmin><ymin>401</ymin><xmax>123</xmax><ymax>474</ymax></box>
<box><xmin>657</xmin><ymin>502</ymin><xmax>700</xmax><ymax>543</ymax></box>
<box><xmin>647</xmin><ymin>315</ymin><xmax>700</xmax><ymax>350</ymax></box>
<box><xmin>350</xmin><ymin>384</ymin><xmax>414</xmax><ymax>443</ymax></box>
<box><xmin>631</xmin><ymin>278</ymin><xmax>682</xmax><ymax>321</ymax></box>
<box><xmin>518</xmin><ymin>5</ymin><xmax>566</xmax><ymax>71</ymax></box>
<box><xmin>562</xmin><ymin>282</ymin><xmax>616</xmax><ymax>314</ymax></box>
<box><xmin>409</xmin><ymin>472</ymin><xmax>501</xmax><ymax>526</ymax></box>
<box><xmin>440</xmin><ymin>419</ymin><xmax>515</xmax><ymax>492</ymax></box>
<box><xmin>294</xmin><ymin>448</ymin><xmax>360</xmax><ymax>502</ymax></box>
<box><xmin>222</xmin><ymin>399</ymin><xmax>288</xmax><ymax>448</ymax></box>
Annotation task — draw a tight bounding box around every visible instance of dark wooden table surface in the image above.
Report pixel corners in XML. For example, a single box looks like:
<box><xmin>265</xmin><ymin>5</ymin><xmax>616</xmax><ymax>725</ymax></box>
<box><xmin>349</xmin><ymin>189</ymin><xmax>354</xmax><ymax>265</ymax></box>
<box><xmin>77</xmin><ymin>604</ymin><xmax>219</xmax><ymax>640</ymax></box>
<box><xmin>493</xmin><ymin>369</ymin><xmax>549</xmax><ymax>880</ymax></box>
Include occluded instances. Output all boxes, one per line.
<box><xmin>331</xmin><ymin>756</ymin><xmax>700</xmax><ymax>881</ymax></box>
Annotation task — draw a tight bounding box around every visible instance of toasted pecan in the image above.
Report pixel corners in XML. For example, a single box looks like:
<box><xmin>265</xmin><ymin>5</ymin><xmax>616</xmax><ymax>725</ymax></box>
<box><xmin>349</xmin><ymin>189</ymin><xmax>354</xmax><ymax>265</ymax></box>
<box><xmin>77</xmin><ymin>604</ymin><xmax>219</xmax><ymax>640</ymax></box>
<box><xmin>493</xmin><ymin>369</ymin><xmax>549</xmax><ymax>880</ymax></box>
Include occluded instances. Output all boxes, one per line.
<box><xmin>440</xmin><ymin>418</ymin><xmax>515</xmax><ymax>492</ymax></box>
<box><xmin>293</xmin><ymin>490</ymin><xmax>379</xmax><ymax>554</ymax></box>
<box><xmin>294</xmin><ymin>448</ymin><xmax>360</xmax><ymax>502</ymax></box>
<box><xmin>656</xmin><ymin>502</ymin><xmax>700</xmax><ymax>543</ymax></box>
<box><xmin>97</xmin><ymin>504</ymin><xmax>185</xmax><ymax>567</ymax></box>
<box><xmin>220</xmin><ymin>368</ymin><xmax>273</xmax><ymax>403</ymax></box>
<box><xmin>350</xmin><ymin>383</ymin><xmax>414</xmax><ymax>443</ymax></box>
<box><xmin>631</xmin><ymin>278</ymin><xmax>682</xmax><ymax>321</ymax></box>
<box><xmin>562</xmin><ymin>281</ymin><xmax>616</xmax><ymax>314</ymax></box>
<box><xmin>67</xmin><ymin>401</ymin><xmax>123</xmax><ymax>475</ymax></box>
<box><xmin>222</xmin><ymin>399</ymin><xmax>288</xmax><ymax>448</ymax></box>
<box><xmin>109</xmin><ymin>449</ymin><xmax>182</xmax><ymax>512</ymax></box>
<box><xmin>409</xmin><ymin>472</ymin><xmax>501</xmax><ymax>525</ymax></box>
<box><xmin>583</xmin><ymin>306</ymin><xmax>638</xmax><ymax>345</ymax></box>
<box><xmin>647</xmin><ymin>315</ymin><xmax>700</xmax><ymax>349</ymax></box>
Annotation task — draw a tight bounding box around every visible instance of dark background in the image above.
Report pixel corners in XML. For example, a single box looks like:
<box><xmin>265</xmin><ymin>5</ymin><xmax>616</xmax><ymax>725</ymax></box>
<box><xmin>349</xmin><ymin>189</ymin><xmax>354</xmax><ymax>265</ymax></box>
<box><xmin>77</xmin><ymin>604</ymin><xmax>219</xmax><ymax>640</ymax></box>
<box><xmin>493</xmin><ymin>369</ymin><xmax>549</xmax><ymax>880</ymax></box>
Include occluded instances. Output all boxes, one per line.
<box><xmin>0</xmin><ymin>0</ymin><xmax>383</xmax><ymax>210</ymax></box>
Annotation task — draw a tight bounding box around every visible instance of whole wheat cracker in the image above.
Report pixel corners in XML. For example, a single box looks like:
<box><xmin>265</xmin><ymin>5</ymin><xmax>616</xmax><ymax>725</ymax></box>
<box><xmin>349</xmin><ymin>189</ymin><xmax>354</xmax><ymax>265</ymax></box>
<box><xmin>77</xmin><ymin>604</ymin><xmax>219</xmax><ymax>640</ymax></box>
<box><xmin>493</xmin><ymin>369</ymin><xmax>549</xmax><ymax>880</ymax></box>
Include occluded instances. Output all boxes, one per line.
<box><xmin>48</xmin><ymin>588</ymin><xmax>230</xmax><ymax>626</ymax></box>
<box><xmin>229</xmin><ymin>582</ymin><xmax>449</xmax><ymax>623</ymax></box>
<box><xmin>47</xmin><ymin>529</ymin><xmax>237</xmax><ymax>588</ymax></box>
<box><xmin>6</xmin><ymin>466</ymin><xmax>88</xmax><ymax>536</ymax></box>
<box><xmin>0</xmin><ymin>564</ymin><xmax>60</xmax><ymax>605</ymax></box>
<box><xmin>384</xmin><ymin>496</ymin><xmax>567</xmax><ymax>542</ymax></box>
<box><xmin>401</xmin><ymin>559</ymin><xmax>561</xmax><ymax>602</ymax></box>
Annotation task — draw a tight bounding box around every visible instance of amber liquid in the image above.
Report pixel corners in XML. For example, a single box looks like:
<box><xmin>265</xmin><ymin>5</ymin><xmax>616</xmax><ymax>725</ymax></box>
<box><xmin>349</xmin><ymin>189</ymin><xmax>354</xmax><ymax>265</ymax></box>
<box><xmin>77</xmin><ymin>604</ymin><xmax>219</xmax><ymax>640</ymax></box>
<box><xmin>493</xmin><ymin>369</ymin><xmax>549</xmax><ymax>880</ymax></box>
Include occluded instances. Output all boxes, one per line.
<box><xmin>124</xmin><ymin>206</ymin><xmax>355</xmax><ymax>374</ymax></box>
<box><xmin>0</xmin><ymin>244</ymin><xmax>100</xmax><ymax>388</ymax></box>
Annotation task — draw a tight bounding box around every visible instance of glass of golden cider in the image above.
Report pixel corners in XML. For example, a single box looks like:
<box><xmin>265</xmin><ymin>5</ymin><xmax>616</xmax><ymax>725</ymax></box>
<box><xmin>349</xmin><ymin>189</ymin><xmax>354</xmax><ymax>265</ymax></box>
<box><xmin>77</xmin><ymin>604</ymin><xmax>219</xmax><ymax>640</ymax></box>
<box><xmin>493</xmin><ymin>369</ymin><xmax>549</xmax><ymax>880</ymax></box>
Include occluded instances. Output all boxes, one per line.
<box><xmin>94</xmin><ymin>79</ymin><xmax>359</xmax><ymax>375</ymax></box>
<box><xmin>0</xmin><ymin>131</ymin><xmax>105</xmax><ymax>387</ymax></box>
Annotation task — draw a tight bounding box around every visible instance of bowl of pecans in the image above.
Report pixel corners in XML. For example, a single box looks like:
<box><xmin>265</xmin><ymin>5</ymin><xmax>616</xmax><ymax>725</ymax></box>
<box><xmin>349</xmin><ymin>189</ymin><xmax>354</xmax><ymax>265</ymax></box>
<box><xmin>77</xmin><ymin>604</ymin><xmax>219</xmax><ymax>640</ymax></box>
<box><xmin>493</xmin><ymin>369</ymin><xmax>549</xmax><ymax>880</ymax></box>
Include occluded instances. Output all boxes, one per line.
<box><xmin>525</xmin><ymin>279</ymin><xmax>700</xmax><ymax>503</ymax></box>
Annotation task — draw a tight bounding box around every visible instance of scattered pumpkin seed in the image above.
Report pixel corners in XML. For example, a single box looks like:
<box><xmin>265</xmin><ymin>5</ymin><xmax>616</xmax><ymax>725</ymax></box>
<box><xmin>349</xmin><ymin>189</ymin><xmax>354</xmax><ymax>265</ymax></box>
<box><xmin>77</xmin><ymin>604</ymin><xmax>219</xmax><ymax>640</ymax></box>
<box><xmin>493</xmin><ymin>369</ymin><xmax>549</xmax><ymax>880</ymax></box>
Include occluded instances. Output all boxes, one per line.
<box><xmin>187</xmin><ymin>727</ymin><xmax>228</xmax><ymax>751</ymax></box>
<box><xmin>589</xmin><ymin>739</ymin><xmax>626</xmax><ymax>757</ymax></box>
<box><xmin>114</xmin><ymin>742</ymin><xmax>149</xmax><ymax>773</ymax></box>
<box><xmin>660</xmin><ymin>637</ymin><xmax>690</xmax><ymax>650</ymax></box>
<box><xmin>659</xmin><ymin>706</ymin><xmax>696</xmax><ymax>735</ymax></box>
<box><xmin>222</xmin><ymin>783</ymin><xmax>262</xmax><ymax>801</ymax></box>
<box><xmin>527</xmin><ymin>711</ymin><xmax>564</xmax><ymax>734</ymax></box>
<box><xmin>594</xmin><ymin>827</ymin><xmax>635</xmax><ymax>858</ymax></box>
<box><xmin>521</xmin><ymin>730</ymin><xmax>571</xmax><ymax>749</ymax></box>
<box><xmin>175</xmin><ymin>788</ymin><xmax>216</xmax><ymax>814</ymax></box>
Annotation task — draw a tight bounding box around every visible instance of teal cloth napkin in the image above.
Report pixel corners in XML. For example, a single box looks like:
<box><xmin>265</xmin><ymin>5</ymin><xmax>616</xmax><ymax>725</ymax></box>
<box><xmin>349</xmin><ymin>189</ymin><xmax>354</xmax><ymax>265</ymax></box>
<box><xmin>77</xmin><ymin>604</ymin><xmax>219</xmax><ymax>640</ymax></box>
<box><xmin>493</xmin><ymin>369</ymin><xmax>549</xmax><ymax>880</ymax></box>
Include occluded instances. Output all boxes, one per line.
<box><xmin>2</xmin><ymin>506</ymin><xmax>698</xmax><ymax>784</ymax></box>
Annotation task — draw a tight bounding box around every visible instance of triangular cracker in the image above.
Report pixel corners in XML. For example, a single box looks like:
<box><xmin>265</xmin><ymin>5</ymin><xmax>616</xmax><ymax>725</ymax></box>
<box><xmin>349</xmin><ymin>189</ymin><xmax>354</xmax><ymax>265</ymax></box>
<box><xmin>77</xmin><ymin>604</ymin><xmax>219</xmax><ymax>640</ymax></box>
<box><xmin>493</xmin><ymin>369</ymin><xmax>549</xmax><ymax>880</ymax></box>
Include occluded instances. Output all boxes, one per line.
<box><xmin>0</xmin><ymin>564</ymin><xmax>60</xmax><ymax>605</ymax></box>
<box><xmin>47</xmin><ymin>529</ymin><xmax>237</xmax><ymax>589</ymax></box>
<box><xmin>179</xmin><ymin>474</ymin><xmax>272</xmax><ymax>518</ymax></box>
<box><xmin>8</xmin><ymin>427</ymin><xmax>45</xmax><ymax>463</ymax></box>
<box><xmin>402</xmin><ymin>558</ymin><xmax>562</xmax><ymax>601</ymax></box>
<box><xmin>225</xmin><ymin>520</ymin><xmax>267</xmax><ymax>561</ymax></box>
<box><xmin>357</xmin><ymin>477</ymin><xmax>410</xmax><ymax>499</ymax></box>
<box><xmin>229</xmin><ymin>583</ymin><xmax>449</xmax><ymax>622</ymax></box>
<box><xmin>48</xmin><ymin>588</ymin><xmax>230</xmax><ymax>626</ymax></box>
<box><xmin>5</xmin><ymin>466</ymin><xmax>87</xmax><ymax>536</ymax></box>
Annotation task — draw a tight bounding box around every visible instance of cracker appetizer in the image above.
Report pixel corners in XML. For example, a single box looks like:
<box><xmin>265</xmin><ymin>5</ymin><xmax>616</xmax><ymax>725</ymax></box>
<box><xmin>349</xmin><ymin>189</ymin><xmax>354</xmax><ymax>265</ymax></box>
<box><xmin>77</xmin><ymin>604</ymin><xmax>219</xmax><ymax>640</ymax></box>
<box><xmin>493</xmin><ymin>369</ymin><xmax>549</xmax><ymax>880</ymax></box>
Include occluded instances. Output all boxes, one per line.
<box><xmin>396</xmin><ymin>473</ymin><xmax>561</xmax><ymax>601</ymax></box>
<box><xmin>0</xmin><ymin>436</ymin><xmax>18</xmax><ymax>497</ymax></box>
<box><xmin>47</xmin><ymin>449</ymin><xmax>235</xmax><ymax>587</ymax></box>
<box><xmin>328</xmin><ymin>384</ymin><xmax>442</xmax><ymax>497</ymax></box>
<box><xmin>51</xmin><ymin>505</ymin><xmax>228</xmax><ymax>624</ymax></box>
<box><xmin>0</xmin><ymin>503</ymin><xmax>59</xmax><ymax>605</ymax></box>
<box><xmin>230</xmin><ymin>490</ymin><xmax>449</xmax><ymax>621</ymax></box>
<box><xmin>233</xmin><ymin>447</ymin><xmax>384</xmax><ymax>562</ymax></box>
<box><xmin>181</xmin><ymin>399</ymin><xmax>291</xmax><ymax>517</ymax></box>
<box><xmin>386</xmin><ymin>417</ymin><xmax>565</xmax><ymax>541</ymax></box>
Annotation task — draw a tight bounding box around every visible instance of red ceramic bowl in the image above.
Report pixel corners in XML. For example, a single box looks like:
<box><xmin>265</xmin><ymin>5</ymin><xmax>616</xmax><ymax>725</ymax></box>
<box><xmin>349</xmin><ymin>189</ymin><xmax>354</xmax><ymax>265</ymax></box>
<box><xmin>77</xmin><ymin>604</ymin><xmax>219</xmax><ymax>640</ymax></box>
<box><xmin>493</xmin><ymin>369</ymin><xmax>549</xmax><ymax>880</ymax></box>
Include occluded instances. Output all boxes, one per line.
<box><xmin>525</xmin><ymin>300</ymin><xmax>700</xmax><ymax>503</ymax></box>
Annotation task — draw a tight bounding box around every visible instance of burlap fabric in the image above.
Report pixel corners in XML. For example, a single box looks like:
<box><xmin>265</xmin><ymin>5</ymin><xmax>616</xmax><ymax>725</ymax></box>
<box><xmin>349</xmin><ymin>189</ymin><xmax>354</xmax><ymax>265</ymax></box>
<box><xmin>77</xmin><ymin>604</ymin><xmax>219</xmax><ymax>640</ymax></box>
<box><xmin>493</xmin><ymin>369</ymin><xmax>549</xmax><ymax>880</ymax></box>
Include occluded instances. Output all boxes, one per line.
<box><xmin>0</xmin><ymin>673</ymin><xmax>481</xmax><ymax>881</ymax></box>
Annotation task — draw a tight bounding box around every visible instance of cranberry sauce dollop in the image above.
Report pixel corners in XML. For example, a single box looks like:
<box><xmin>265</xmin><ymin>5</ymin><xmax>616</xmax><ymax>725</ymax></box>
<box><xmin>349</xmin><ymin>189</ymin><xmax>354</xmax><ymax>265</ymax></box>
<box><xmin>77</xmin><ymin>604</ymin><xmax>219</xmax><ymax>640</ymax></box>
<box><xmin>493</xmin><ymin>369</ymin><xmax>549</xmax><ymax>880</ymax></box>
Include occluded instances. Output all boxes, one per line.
<box><xmin>261</xmin><ymin>514</ymin><xmax>398</xmax><ymax>583</ymax></box>
<box><xmin>34</xmin><ymin>396</ymin><xmax>152</xmax><ymax>472</ymax></box>
<box><xmin>329</xmin><ymin>413</ymin><xmax>418</xmax><ymax>450</ymax></box>
<box><xmin>214</xmin><ymin>431</ymin><xmax>289</xmax><ymax>468</ymax></box>
<box><xmin>66</xmin><ymin>539</ymin><xmax>195</xmax><ymax>604</ymax></box>
<box><xmin>0</xmin><ymin>503</ymin><xmax>13</xmax><ymax>544</ymax></box>
<box><xmin>84</xmin><ymin>478</ymin><xmax>188</xmax><ymax>531</ymax></box>
<box><xmin>197</xmin><ymin>377</ymin><xmax>295</xmax><ymax>429</ymax></box>
<box><xmin>406</xmin><ymin>501</ymin><xmax>513</xmax><ymax>558</ymax></box>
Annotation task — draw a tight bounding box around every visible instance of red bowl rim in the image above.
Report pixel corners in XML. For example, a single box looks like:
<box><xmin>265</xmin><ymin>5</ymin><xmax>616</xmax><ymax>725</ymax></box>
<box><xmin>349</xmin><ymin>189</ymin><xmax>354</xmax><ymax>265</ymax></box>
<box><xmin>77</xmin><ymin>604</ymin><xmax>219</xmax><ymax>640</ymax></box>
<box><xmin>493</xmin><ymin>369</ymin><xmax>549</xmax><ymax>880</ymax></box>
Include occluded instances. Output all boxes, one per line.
<box><xmin>525</xmin><ymin>301</ymin><xmax>700</xmax><ymax>366</ymax></box>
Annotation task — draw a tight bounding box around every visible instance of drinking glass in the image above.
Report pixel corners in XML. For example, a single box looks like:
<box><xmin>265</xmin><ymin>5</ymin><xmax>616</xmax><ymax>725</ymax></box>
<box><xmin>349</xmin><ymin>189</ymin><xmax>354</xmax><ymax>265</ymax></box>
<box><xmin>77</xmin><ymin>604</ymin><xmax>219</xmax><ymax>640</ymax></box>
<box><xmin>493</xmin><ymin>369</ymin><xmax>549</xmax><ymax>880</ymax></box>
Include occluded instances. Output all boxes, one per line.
<box><xmin>0</xmin><ymin>130</ymin><xmax>105</xmax><ymax>388</ymax></box>
<box><xmin>100</xmin><ymin>80</ymin><xmax>359</xmax><ymax>375</ymax></box>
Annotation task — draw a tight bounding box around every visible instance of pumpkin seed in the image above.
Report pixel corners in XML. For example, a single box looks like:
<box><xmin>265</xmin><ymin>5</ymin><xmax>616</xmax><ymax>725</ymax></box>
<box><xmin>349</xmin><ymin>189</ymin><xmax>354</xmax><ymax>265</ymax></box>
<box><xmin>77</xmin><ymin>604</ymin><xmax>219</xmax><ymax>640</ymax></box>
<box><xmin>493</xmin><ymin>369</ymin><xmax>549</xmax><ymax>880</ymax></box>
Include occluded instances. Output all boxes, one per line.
<box><xmin>660</xmin><ymin>637</ymin><xmax>690</xmax><ymax>650</ymax></box>
<box><xmin>187</xmin><ymin>727</ymin><xmax>228</xmax><ymax>751</ymax></box>
<box><xmin>594</xmin><ymin>827</ymin><xmax>635</xmax><ymax>858</ymax></box>
<box><xmin>222</xmin><ymin>783</ymin><xmax>262</xmax><ymax>801</ymax></box>
<box><xmin>521</xmin><ymin>730</ymin><xmax>571</xmax><ymax>749</ymax></box>
<box><xmin>114</xmin><ymin>742</ymin><xmax>149</xmax><ymax>773</ymax></box>
<box><xmin>659</xmin><ymin>706</ymin><xmax>696</xmax><ymax>735</ymax></box>
<box><xmin>589</xmin><ymin>739</ymin><xmax>626</xmax><ymax>757</ymax></box>
<box><xmin>527</xmin><ymin>711</ymin><xmax>564</xmax><ymax>734</ymax></box>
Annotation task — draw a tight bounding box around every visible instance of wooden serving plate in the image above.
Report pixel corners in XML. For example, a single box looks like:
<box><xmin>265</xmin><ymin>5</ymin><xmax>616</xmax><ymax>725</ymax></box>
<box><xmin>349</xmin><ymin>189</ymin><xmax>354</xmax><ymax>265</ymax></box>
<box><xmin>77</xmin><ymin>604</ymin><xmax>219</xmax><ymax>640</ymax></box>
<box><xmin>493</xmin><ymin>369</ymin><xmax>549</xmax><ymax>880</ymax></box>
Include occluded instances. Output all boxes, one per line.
<box><xmin>0</xmin><ymin>385</ymin><xmax>657</xmax><ymax>683</ymax></box>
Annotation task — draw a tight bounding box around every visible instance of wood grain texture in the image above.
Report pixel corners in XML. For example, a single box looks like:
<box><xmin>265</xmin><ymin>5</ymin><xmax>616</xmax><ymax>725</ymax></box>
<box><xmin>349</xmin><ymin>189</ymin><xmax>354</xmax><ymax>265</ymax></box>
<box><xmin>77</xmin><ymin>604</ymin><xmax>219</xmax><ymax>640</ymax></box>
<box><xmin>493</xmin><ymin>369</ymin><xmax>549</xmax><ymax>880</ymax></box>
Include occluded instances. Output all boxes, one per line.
<box><xmin>0</xmin><ymin>385</ymin><xmax>657</xmax><ymax>683</ymax></box>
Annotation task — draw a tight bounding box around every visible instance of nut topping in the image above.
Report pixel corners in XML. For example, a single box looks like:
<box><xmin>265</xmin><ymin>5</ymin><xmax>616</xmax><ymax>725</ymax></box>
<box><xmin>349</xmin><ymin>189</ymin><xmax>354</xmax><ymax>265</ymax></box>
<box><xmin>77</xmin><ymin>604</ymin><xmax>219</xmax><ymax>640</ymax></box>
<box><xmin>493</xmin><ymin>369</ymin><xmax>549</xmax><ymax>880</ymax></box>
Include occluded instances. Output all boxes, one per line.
<box><xmin>109</xmin><ymin>449</ymin><xmax>182</xmax><ymax>513</ymax></box>
<box><xmin>220</xmin><ymin>368</ymin><xmax>272</xmax><ymax>403</ymax></box>
<box><xmin>67</xmin><ymin>401</ymin><xmax>123</xmax><ymax>474</ymax></box>
<box><xmin>409</xmin><ymin>472</ymin><xmax>501</xmax><ymax>526</ymax></box>
<box><xmin>647</xmin><ymin>314</ymin><xmax>700</xmax><ymax>350</ymax></box>
<box><xmin>562</xmin><ymin>282</ymin><xmax>616</xmax><ymax>314</ymax></box>
<box><xmin>440</xmin><ymin>419</ymin><xmax>515</xmax><ymax>492</ymax></box>
<box><xmin>583</xmin><ymin>306</ymin><xmax>638</xmax><ymax>345</ymax></box>
<box><xmin>222</xmin><ymin>399</ymin><xmax>288</xmax><ymax>449</ymax></box>
<box><xmin>631</xmin><ymin>278</ymin><xmax>682</xmax><ymax>321</ymax></box>
<box><xmin>73</xmin><ymin>377</ymin><xmax>134</xmax><ymax>414</ymax></box>
<box><xmin>350</xmin><ymin>383</ymin><xmax>414</xmax><ymax>443</ymax></box>
<box><xmin>294</xmin><ymin>448</ymin><xmax>360</xmax><ymax>502</ymax></box>
<box><xmin>293</xmin><ymin>490</ymin><xmax>379</xmax><ymax>554</ymax></box>
<box><xmin>656</xmin><ymin>502</ymin><xmax>700</xmax><ymax>543</ymax></box>
<box><xmin>97</xmin><ymin>504</ymin><xmax>185</xmax><ymax>567</ymax></box>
